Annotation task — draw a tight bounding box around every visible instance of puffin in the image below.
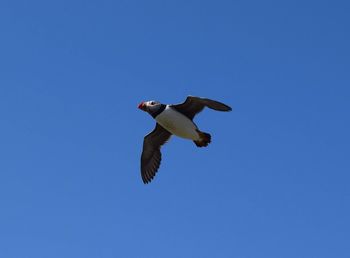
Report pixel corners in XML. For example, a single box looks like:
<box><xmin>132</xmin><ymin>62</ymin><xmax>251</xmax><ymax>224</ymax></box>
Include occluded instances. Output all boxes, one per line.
<box><xmin>138</xmin><ymin>96</ymin><xmax>232</xmax><ymax>184</ymax></box>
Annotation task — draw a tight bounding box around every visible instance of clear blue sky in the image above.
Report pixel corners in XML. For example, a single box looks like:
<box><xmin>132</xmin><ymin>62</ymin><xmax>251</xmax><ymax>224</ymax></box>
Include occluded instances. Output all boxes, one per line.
<box><xmin>1</xmin><ymin>0</ymin><xmax>349</xmax><ymax>257</ymax></box>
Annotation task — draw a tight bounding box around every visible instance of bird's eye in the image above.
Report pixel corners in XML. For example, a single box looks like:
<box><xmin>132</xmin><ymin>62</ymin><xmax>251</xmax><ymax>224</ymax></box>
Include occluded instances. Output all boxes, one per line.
<box><xmin>150</xmin><ymin>101</ymin><xmax>155</xmax><ymax>105</ymax></box>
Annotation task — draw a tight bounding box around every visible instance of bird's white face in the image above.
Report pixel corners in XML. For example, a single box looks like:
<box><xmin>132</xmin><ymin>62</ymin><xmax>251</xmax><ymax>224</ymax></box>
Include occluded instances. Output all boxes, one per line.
<box><xmin>138</xmin><ymin>100</ymin><xmax>162</xmax><ymax>113</ymax></box>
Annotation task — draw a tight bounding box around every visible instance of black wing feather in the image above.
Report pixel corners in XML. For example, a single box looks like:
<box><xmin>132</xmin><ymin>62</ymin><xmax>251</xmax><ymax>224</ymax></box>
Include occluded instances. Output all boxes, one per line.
<box><xmin>171</xmin><ymin>96</ymin><xmax>232</xmax><ymax>120</ymax></box>
<box><xmin>141</xmin><ymin>123</ymin><xmax>172</xmax><ymax>184</ymax></box>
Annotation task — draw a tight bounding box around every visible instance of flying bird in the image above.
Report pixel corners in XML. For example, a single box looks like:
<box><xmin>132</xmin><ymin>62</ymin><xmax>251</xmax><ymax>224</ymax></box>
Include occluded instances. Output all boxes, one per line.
<box><xmin>138</xmin><ymin>96</ymin><xmax>232</xmax><ymax>184</ymax></box>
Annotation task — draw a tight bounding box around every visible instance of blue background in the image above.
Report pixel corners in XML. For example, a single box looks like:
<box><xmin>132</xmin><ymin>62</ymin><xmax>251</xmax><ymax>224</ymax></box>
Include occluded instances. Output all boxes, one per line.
<box><xmin>1</xmin><ymin>0</ymin><xmax>349</xmax><ymax>257</ymax></box>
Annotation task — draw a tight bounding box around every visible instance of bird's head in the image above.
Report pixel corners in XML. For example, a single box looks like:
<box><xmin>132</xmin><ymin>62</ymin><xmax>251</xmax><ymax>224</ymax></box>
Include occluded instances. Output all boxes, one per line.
<box><xmin>138</xmin><ymin>100</ymin><xmax>163</xmax><ymax>117</ymax></box>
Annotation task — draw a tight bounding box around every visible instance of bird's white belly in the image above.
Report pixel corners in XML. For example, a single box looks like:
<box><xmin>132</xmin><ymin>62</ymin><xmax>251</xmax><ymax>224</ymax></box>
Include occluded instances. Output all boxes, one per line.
<box><xmin>156</xmin><ymin>107</ymin><xmax>199</xmax><ymax>140</ymax></box>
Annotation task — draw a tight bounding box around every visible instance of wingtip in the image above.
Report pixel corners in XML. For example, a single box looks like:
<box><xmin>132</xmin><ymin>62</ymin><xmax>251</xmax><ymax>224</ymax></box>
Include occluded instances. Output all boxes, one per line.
<box><xmin>142</xmin><ymin>176</ymin><xmax>151</xmax><ymax>184</ymax></box>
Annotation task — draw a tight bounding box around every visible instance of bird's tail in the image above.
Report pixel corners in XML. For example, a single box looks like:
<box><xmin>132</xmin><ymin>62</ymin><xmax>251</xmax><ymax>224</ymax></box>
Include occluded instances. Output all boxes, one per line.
<box><xmin>194</xmin><ymin>130</ymin><xmax>211</xmax><ymax>147</ymax></box>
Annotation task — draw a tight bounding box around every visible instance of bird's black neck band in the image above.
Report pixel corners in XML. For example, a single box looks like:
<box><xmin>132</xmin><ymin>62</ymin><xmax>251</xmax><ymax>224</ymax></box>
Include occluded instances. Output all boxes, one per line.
<box><xmin>151</xmin><ymin>104</ymin><xmax>166</xmax><ymax>118</ymax></box>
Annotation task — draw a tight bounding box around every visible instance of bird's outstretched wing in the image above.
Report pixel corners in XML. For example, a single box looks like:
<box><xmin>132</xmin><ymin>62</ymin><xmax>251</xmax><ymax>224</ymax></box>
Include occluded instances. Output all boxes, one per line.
<box><xmin>171</xmin><ymin>96</ymin><xmax>232</xmax><ymax>120</ymax></box>
<box><xmin>141</xmin><ymin>123</ymin><xmax>172</xmax><ymax>184</ymax></box>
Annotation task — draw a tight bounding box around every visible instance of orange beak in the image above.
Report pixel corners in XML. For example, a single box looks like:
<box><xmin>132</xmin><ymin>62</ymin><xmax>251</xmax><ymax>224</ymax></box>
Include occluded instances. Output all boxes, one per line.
<box><xmin>138</xmin><ymin>102</ymin><xmax>146</xmax><ymax>111</ymax></box>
